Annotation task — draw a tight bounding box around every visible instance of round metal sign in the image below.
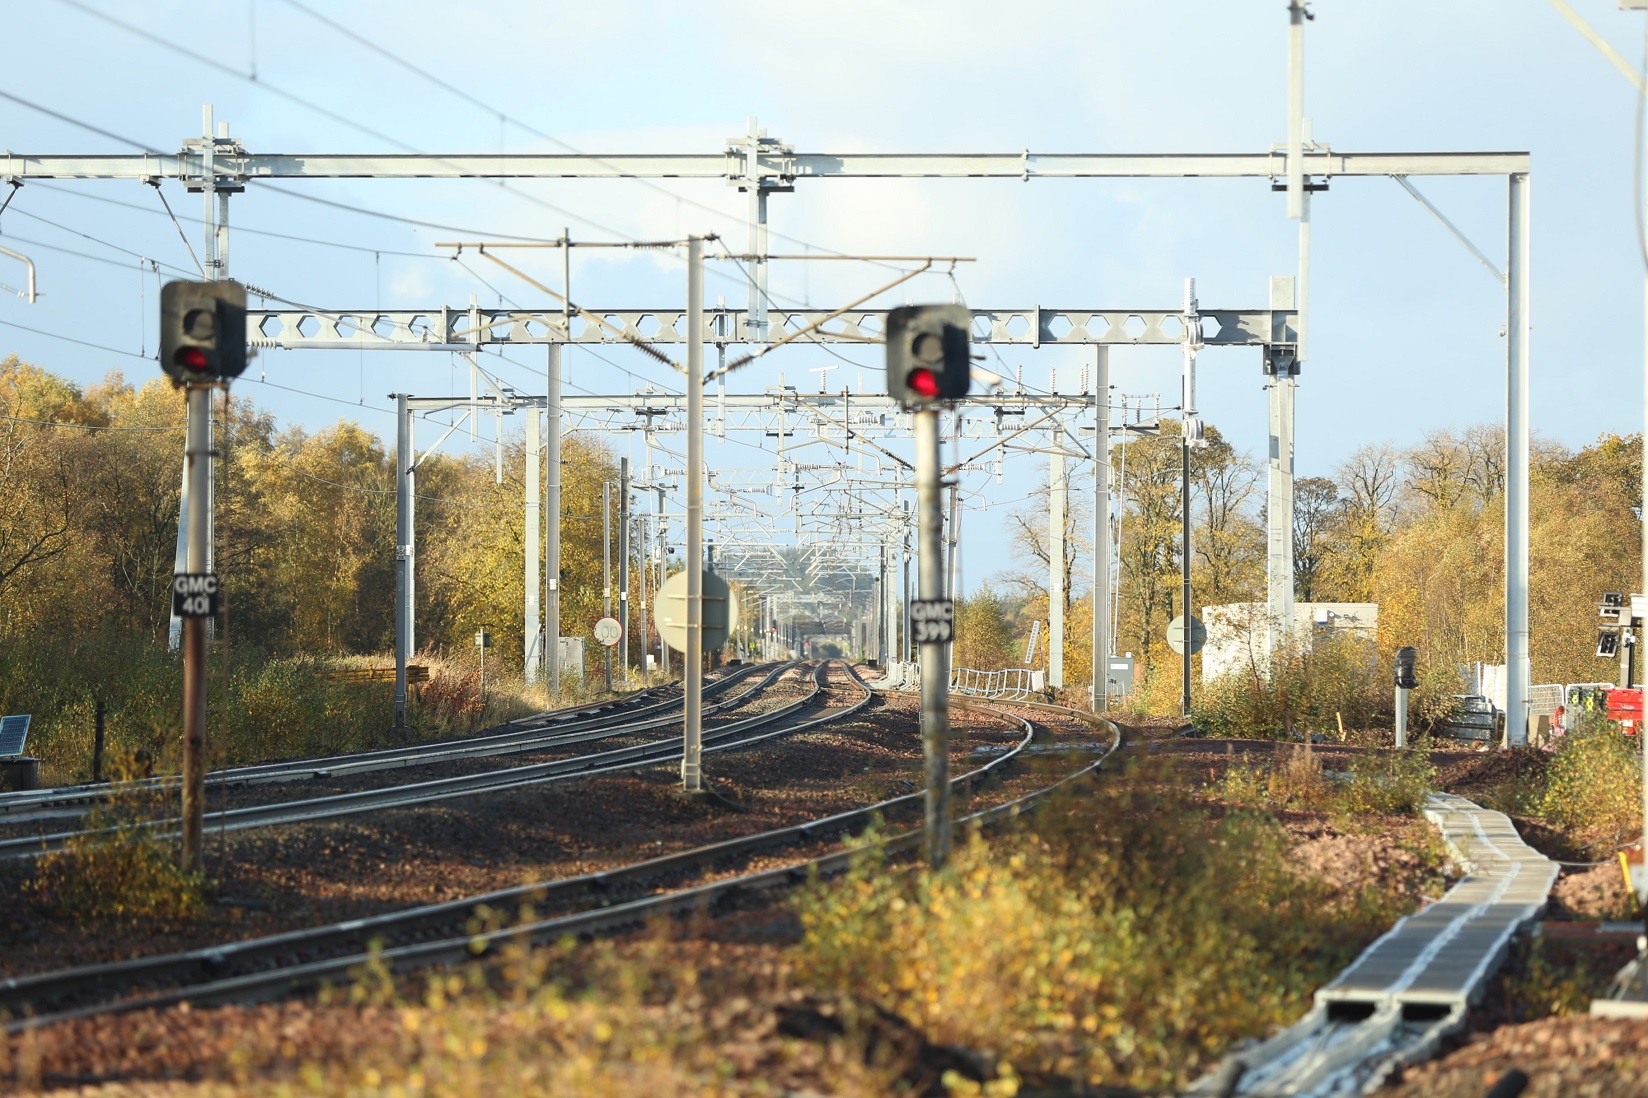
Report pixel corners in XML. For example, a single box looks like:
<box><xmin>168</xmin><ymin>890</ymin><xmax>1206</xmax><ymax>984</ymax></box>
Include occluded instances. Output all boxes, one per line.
<box><xmin>593</xmin><ymin>616</ymin><xmax>623</xmax><ymax>648</ymax></box>
<box><xmin>1165</xmin><ymin>614</ymin><xmax>1206</xmax><ymax>656</ymax></box>
<box><xmin>657</xmin><ymin>570</ymin><xmax>738</xmax><ymax>652</ymax></box>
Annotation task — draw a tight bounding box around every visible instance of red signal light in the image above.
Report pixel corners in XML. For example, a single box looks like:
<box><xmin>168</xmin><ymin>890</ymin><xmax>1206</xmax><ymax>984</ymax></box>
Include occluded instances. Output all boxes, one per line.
<box><xmin>908</xmin><ymin>367</ymin><xmax>940</xmax><ymax>398</ymax></box>
<box><xmin>175</xmin><ymin>347</ymin><xmax>210</xmax><ymax>372</ymax></box>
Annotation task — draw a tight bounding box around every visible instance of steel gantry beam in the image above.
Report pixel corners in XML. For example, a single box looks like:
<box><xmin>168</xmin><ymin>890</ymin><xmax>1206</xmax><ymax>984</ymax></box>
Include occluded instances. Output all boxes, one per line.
<box><xmin>240</xmin><ymin>306</ymin><xmax>1289</xmax><ymax>352</ymax></box>
<box><xmin>2</xmin><ymin>149</ymin><xmax>1528</xmax><ymax>183</ymax></box>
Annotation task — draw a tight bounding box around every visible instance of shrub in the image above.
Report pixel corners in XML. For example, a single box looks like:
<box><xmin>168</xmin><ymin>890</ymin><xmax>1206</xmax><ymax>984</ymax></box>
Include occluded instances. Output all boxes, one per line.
<box><xmin>1192</xmin><ymin>632</ymin><xmax>1463</xmax><ymax>743</ymax></box>
<box><xmin>1539</xmin><ymin>715</ymin><xmax>1641</xmax><ymax>845</ymax></box>
<box><xmin>27</xmin><ymin>758</ymin><xmax>204</xmax><ymax>924</ymax></box>
<box><xmin>1340</xmin><ymin>748</ymin><xmax>1437</xmax><ymax>816</ymax></box>
<box><xmin>791</xmin><ymin>772</ymin><xmax>1412</xmax><ymax>1091</ymax></box>
<box><xmin>1219</xmin><ymin>746</ymin><xmax>1434</xmax><ymax>817</ymax></box>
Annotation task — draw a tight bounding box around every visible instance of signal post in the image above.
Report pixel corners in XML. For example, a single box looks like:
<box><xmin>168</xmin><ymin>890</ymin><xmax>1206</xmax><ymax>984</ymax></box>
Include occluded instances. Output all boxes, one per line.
<box><xmin>886</xmin><ymin>305</ymin><xmax>970</xmax><ymax>871</ymax></box>
<box><xmin>160</xmin><ymin>280</ymin><xmax>247</xmax><ymax>874</ymax></box>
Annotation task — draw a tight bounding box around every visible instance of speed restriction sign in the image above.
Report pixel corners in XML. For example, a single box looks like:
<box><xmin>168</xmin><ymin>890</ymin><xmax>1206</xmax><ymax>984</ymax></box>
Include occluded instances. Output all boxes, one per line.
<box><xmin>593</xmin><ymin>616</ymin><xmax>623</xmax><ymax>647</ymax></box>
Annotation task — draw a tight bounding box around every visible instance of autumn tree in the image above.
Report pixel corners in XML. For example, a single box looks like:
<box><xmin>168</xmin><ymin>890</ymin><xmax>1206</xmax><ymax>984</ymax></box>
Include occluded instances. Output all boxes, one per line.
<box><xmin>952</xmin><ymin>583</ymin><xmax>1018</xmax><ymax>670</ymax></box>
<box><xmin>1292</xmin><ymin>475</ymin><xmax>1341</xmax><ymax>602</ymax></box>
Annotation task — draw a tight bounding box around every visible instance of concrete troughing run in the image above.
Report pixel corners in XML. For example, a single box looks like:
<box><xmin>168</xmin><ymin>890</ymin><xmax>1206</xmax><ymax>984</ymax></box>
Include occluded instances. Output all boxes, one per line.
<box><xmin>1192</xmin><ymin>792</ymin><xmax>1559</xmax><ymax>1096</ymax></box>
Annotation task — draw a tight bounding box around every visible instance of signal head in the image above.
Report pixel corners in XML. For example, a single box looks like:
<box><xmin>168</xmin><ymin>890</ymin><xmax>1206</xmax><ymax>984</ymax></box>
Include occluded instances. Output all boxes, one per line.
<box><xmin>886</xmin><ymin>304</ymin><xmax>971</xmax><ymax>408</ymax></box>
<box><xmin>160</xmin><ymin>280</ymin><xmax>248</xmax><ymax>383</ymax></box>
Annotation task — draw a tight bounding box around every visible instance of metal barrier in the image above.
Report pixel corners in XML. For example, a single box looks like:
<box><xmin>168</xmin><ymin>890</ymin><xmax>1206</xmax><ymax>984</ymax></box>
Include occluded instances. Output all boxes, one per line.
<box><xmin>948</xmin><ymin>667</ymin><xmax>1045</xmax><ymax>700</ymax></box>
<box><xmin>1529</xmin><ymin>683</ymin><xmax>1562</xmax><ymax>718</ymax></box>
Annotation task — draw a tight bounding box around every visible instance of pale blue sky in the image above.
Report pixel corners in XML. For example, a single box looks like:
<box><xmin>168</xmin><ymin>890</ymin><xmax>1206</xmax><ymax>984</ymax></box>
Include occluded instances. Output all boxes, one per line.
<box><xmin>0</xmin><ymin>0</ymin><xmax>1642</xmax><ymax>596</ymax></box>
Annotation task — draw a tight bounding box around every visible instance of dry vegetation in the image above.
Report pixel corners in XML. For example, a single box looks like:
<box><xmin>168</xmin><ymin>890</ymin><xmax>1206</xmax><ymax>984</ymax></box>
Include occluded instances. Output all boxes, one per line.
<box><xmin>2</xmin><ymin>750</ymin><xmax>1448</xmax><ymax>1096</ymax></box>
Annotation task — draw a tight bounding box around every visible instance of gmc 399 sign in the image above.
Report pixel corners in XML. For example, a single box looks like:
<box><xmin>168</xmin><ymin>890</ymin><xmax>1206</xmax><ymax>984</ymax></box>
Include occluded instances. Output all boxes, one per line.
<box><xmin>172</xmin><ymin>573</ymin><xmax>220</xmax><ymax>618</ymax></box>
<box><xmin>910</xmin><ymin>598</ymin><xmax>954</xmax><ymax>646</ymax></box>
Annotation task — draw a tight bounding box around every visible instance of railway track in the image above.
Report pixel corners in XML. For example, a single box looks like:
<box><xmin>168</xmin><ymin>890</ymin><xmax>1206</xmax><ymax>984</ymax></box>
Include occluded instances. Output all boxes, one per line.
<box><xmin>0</xmin><ymin>662</ymin><xmax>780</xmax><ymax>822</ymax></box>
<box><xmin>0</xmin><ymin>659</ymin><xmax>838</xmax><ymax>860</ymax></box>
<box><xmin>1</xmin><ymin>697</ymin><xmax>1120</xmax><ymax>1032</ymax></box>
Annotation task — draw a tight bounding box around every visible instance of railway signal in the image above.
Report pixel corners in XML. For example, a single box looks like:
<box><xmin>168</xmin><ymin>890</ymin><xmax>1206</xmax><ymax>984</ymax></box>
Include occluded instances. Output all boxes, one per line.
<box><xmin>160</xmin><ymin>280</ymin><xmax>248</xmax><ymax>382</ymax></box>
<box><xmin>886</xmin><ymin>304</ymin><xmax>972</xmax><ymax>407</ymax></box>
<box><xmin>159</xmin><ymin>279</ymin><xmax>248</xmax><ymax>876</ymax></box>
<box><xmin>888</xmin><ymin>304</ymin><xmax>971</xmax><ymax>871</ymax></box>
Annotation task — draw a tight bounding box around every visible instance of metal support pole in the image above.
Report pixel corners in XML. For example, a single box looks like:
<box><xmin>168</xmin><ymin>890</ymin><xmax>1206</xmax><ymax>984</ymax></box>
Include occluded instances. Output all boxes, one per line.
<box><xmin>746</xmin><ymin>119</ymin><xmax>769</xmax><ymax>342</ymax></box>
<box><xmin>393</xmin><ymin>394</ymin><xmax>413</xmax><ymax>729</ymax></box>
<box><xmin>656</xmin><ymin>482</ymin><xmax>667</xmax><ymax>676</ymax></box>
<box><xmin>1093</xmin><ymin>346</ymin><xmax>1110</xmax><ymax>711</ymax></box>
<box><xmin>524</xmin><ymin>407</ymin><xmax>541</xmax><ymax>685</ymax></box>
<box><xmin>902</xmin><ymin>545</ymin><xmax>912</xmax><ymax>663</ymax></box>
<box><xmin>1268</xmin><ymin>277</ymin><xmax>1298</xmax><ymax>665</ymax></box>
<box><xmin>683</xmin><ymin>235</ymin><xmax>705</xmax><ymax>792</ymax></box>
<box><xmin>180</xmin><ymin>383</ymin><xmax>210</xmax><ymax>873</ymax></box>
<box><xmin>1181</xmin><ymin>434</ymin><xmax>1193</xmax><ymax>718</ymax></box>
<box><xmin>1049</xmin><ymin>442</ymin><xmax>1066</xmax><ymax>689</ymax></box>
<box><xmin>619</xmin><ymin>457</ymin><xmax>630</xmax><ymax>679</ymax></box>
<box><xmin>1395</xmin><ymin>685</ymin><xmax>1409</xmax><ymax>749</ymax></box>
<box><xmin>916</xmin><ymin>408</ymin><xmax>951</xmax><ymax>869</ymax></box>
<box><xmin>946</xmin><ymin>479</ymin><xmax>960</xmax><ymax>599</ymax></box>
<box><xmin>638</xmin><ymin>515</ymin><xmax>651</xmax><ymax>683</ymax></box>
<box><xmin>603</xmin><ymin>481</ymin><xmax>613</xmax><ymax>693</ymax></box>
<box><xmin>1505</xmin><ymin>172</ymin><xmax>1531</xmax><ymax>746</ymax></box>
<box><xmin>546</xmin><ymin>344</ymin><xmax>563</xmax><ymax>700</ymax></box>
<box><xmin>1286</xmin><ymin>2</ymin><xmax>1306</xmax><ymax>221</ymax></box>
<box><xmin>1180</xmin><ymin>279</ymin><xmax>1199</xmax><ymax>719</ymax></box>
<box><xmin>878</xmin><ymin>543</ymin><xmax>888</xmax><ymax>665</ymax></box>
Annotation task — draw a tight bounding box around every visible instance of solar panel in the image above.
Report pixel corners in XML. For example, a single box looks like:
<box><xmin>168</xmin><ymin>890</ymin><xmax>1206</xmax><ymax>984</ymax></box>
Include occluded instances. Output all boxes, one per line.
<box><xmin>0</xmin><ymin>715</ymin><xmax>30</xmax><ymax>757</ymax></box>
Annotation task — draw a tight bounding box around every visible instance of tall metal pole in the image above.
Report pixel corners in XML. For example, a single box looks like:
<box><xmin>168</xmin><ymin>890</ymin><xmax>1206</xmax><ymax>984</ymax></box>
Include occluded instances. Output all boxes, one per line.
<box><xmin>603</xmin><ymin>481</ymin><xmax>613</xmax><ymax>693</ymax></box>
<box><xmin>1286</xmin><ymin>2</ymin><xmax>1306</xmax><ymax>221</ymax></box>
<box><xmin>916</xmin><ymin>408</ymin><xmax>951</xmax><ymax>869</ymax></box>
<box><xmin>683</xmin><ymin>235</ymin><xmax>705</xmax><ymax>792</ymax></box>
<box><xmin>1267</xmin><ymin>276</ymin><xmax>1298</xmax><ymax>663</ymax></box>
<box><xmin>393</xmin><ymin>394</ymin><xmax>413</xmax><ymax>730</ymax></box>
<box><xmin>546</xmin><ymin>344</ymin><xmax>563</xmax><ymax>700</ymax></box>
<box><xmin>1093</xmin><ymin>346</ymin><xmax>1110</xmax><ymax>711</ymax></box>
<box><xmin>1181</xmin><ymin>435</ymin><xmax>1193</xmax><ymax>718</ymax></box>
<box><xmin>1275</xmin><ymin>4</ymin><xmax>1308</xmax><ymax>663</ymax></box>
<box><xmin>524</xmin><ymin>407</ymin><xmax>542</xmax><ymax>685</ymax></box>
<box><xmin>946</xmin><ymin>480</ymin><xmax>960</xmax><ymax>599</ymax></box>
<box><xmin>902</xmin><ymin>542</ymin><xmax>912</xmax><ymax>663</ymax></box>
<box><xmin>1180</xmin><ymin>279</ymin><xmax>1199</xmax><ymax>719</ymax></box>
<box><xmin>619</xmin><ymin>457</ymin><xmax>630</xmax><ymax>680</ymax></box>
<box><xmin>638</xmin><ymin>515</ymin><xmax>651</xmax><ymax>684</ymax></box>
<box><xmin>1049</xmin><ymin>442</ymin><xmax>1066</xmax><ymax>689</ymax></box>
<box><xmin>1505</xmin><ymin>172</ymin><xmax>1531</xmax><ymax>746</ymax></box>
<box><xmin>181</xmin><ymin>106</ymin><xmax>226</xmax><ymax>873</ymax></box>
<box><xmin>878</xmin><ymin>542</ymin><xmax>888</xmax><ymax>665</ymax></box>
<box><xmin>180</xmin><ymin>383</ymin><xmax>210</xmax><ymax>873</ymax></box>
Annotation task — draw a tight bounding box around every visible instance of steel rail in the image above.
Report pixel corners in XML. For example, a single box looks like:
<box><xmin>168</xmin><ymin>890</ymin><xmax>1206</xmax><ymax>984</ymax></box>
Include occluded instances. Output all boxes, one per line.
<box><xmin>0</xmin><ymin>663</ymin><xmax>778</xmax><ymax>818</ymax></box>
<box><xmin>0</xmin><ymin>663</ymin><xmax>781</xmax><ymax>822</ymax></box>
<box><xmin>0</xmin><ymin>661</ymin><xmax>833</xmax><ymax>860</ymax></box>
<box><xmin>4</xmin><ymin>693</ymin><xmax>1115</xmax><ymax>1030</ymax></box>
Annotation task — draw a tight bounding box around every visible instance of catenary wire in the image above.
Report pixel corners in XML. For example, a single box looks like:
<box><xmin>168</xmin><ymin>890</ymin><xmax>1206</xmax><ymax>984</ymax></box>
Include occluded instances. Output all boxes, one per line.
<box><xmin>269</xmin><ymin>0</ymin><xmax>904</xmax><ymax>270</ymax></box>
<box><xmin>23</xmin><ymin>181</ymin><xmax>444</xmax><ymax>259</ymax></box>
<box><xmin>0</xmin><ymin>317</ymin><xmax>146</xmax><ymax>358</ymax></box>
<box><xmin>0</xmin><ymin>88</ymin><xmax>162</xmax><ymax>152</ymax></box>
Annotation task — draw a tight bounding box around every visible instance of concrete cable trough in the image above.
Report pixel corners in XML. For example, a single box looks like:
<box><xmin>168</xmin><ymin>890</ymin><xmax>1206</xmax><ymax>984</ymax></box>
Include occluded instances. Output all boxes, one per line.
<box><xmin>1196</xmin><ymin>791</ymin><xmax>1559</xmax><ymax>1096</ymax></box>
